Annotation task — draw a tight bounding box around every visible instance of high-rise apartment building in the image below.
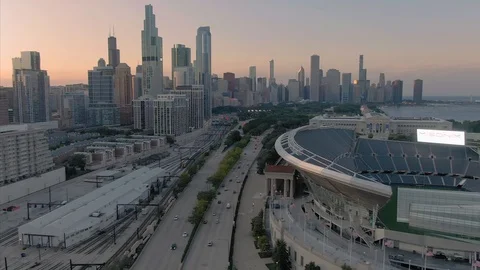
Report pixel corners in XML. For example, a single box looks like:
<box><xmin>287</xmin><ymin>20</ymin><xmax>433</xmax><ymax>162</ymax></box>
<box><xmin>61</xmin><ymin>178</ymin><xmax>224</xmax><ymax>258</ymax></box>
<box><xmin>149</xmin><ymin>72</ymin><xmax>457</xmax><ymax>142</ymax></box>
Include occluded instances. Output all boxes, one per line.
<box><xmin>142</xmin><ymin>4</ymin><xmax>163</xmax><ymax>96</ymax></box>
<box><xmin>392</xmin><ymin>80</ymin><xmax>403</xmax><ymax>104</ymax></box>
<box><xmin>413</xmin><ymin>79</ymin><xmax>423</xmax><ymax>103</ymax></box>
<box><xmin>0</xmin><ymin>123</ymin><xmax>55</xmax><ymax>185</ymax></box>
<box><xmin>257</xmin><ymin>77</ymin><xmax>268</xmax><ymax>103</ymax></box>
<box><xmin>297</xmin><ymin>67</ymin><xmax>305</xmax><ymax>99</ymax></box>
<box><xmin>287</xmin><ymin>79</ymin><xmax>300</xmax><ymax>102</ymax></box>
<box><xmin>171</xmin><ymin>44</ymin><xmax>191</xmax><ymax>80</ymax></box>
<box><xmin>163</xmin><ymin>76</ymin><xmax>173</xmax><ymax>89</ymax></box>
<box><xmin>12</xmin><ymin>51</ymin><xmax>50</xmax><ymax>123</ymax></box>
<box><xmin>87</xmin><ymin>58</ymin><xmax>119</xmax><ymax>126</ymax></box>
<box><xmin>341</xmin><ymin>73</ymin><xmax>352</xmax><ymax>104</ymax></box>
<box><xmin>326</xmin><ymin>69</ymin><xmax>341</xmax><ymax>103</ymax></box>
<box><xmin>60</xmin><ymin>92</ymin><xmax>88</xmax><ymax>128</ymax></box>
<box><xmin>195</xmin><ymin>26</ymin><xmax>212</xmax><ymax>121</ymax></box>
<box><xmin>236</xmin><ymin>77</ymin><xmax>253</xmax><ymax>106</ymax></box>
<box><xmin>134</xmin><ymin>65</ymin><xmax>143</xmax><ymax>99</ymax></box>
<box><xmin>108</xmin><ymin>31</ymin><xmax>120</xmax><ymax>68</ymax></box>
<box><xmin>173</xmin><ymin>66</ymin><xmax>194</xmax><ymax>89</ymax></box>
<box><xmin>310</xmin><ymin>55</ymin><xmax>320</xmax><ymax>102</ymax></box>
<box><xmin>153</xmin><ymin>94</ymin><xmax>188</xmax><ymax>136</ymax></box>
<box><xmin>115</xmin><ymin>63</ymin><xmax>133</xmax><ymax>125</ymax></box>
<box><xmin>171</xmin><ymin>85</ymin><xmax>204</xmax><ymax>129</ymax></box>
<box><xmin>269</xmin><ymin>60</ymin><xmax>275</xmax><ymax>86</ymax></box>
<box><xmin>133</xmin><ymin>95</ymin><xmax>154</xmax><ymax>131</ymax></box>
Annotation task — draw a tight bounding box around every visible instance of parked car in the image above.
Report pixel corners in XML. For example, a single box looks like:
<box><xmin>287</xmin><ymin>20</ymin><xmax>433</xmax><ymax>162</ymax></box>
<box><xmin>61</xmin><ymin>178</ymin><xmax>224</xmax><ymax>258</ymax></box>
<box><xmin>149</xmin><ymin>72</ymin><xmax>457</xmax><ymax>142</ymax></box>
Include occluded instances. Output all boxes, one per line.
<box><xmin>171</xmin><ymin>243</ymin><xmax>177</xmax><ymax>250</ymax></box>
<box><xmin>207</xmin><ymin>241</ymin><xmax>213</xmax><ymax>247</ymax></box>
<box><xmin>434</xmin><ymin>251</ymin><xmax>447</xmax><ymax>260</ymax></box>
<box><xmin>182</xmin><ymin>232</ymin><xmax>188</xmax><ymax>237</ymax></box>
<box><xmin>389</xmin><ymin>254</ymin><xmax>404</xmax><ymax>262</ymax></box>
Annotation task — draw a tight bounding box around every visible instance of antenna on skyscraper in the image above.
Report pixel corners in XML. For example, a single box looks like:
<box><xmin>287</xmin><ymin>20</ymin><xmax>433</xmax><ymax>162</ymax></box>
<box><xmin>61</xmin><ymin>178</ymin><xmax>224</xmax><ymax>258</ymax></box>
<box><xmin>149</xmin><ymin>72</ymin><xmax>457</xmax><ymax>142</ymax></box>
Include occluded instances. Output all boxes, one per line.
<box><xmin>109</xmin><ymin>26</ymin><xmax>111</xmax><ymax>37</ymax></box>
<box><xmin>113</xmin><ymin>25</ymin><xmax>115</xmax><ymax>37</ymax></box>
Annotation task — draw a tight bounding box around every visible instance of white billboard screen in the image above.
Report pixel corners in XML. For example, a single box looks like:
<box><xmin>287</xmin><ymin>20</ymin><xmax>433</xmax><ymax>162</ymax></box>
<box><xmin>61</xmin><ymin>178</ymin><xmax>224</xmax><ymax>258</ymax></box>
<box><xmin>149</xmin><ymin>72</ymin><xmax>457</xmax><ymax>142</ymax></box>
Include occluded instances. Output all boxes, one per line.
<box><xmin>417</xmin><ymin>129</ymin><xmax>465</xmax><ymax>146</ymax></box>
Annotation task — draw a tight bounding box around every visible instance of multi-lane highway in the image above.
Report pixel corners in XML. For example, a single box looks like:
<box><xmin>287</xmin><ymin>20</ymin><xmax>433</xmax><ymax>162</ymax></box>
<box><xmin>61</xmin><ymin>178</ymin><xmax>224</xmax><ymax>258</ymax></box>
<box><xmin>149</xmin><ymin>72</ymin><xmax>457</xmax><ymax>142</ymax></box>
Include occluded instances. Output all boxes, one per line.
<box><xmin>182</xmin><ymin>135</ymin><xmax>264</xmax><ymax>270</ymax></box>
<box><xmin>131</xmin><ymin>126</ymin><xmax>231</xmax><ymax>270</ymax></box>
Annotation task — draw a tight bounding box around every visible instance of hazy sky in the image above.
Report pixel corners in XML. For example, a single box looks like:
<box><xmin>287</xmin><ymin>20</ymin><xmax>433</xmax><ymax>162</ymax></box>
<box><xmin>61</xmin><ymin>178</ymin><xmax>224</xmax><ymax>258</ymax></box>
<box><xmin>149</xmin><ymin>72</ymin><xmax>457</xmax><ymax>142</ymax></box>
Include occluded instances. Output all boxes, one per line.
<box><xmin>1</xmin><ymin>0</ymin><xmax>479</xmax><ymax>95</ymax></box>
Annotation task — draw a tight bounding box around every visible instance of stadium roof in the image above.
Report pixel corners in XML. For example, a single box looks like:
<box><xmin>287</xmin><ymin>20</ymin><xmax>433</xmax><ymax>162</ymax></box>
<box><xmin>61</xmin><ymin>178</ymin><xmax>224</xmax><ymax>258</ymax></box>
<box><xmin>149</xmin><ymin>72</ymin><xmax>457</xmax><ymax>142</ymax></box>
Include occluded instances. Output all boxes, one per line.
<box><xmin>19</xmin><ymin>167</ymin><xmax>165</xmax><ymax>237</ymax></box>
<box><xmin>288</xmin><ymin>127</ymin><xmax>480</xmax><ymax>191</ymax></box>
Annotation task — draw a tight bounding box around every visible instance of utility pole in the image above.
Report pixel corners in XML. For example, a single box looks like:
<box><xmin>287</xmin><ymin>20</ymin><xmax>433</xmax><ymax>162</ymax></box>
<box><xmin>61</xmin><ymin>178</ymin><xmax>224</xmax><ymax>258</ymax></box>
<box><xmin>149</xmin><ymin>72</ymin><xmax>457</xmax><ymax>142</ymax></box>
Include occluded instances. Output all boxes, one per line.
<box><xmin>48</xmin><ymin>187</ymin><xmax>52</xmax><ymax>211</ymax></box>
<box><xmin>4</xmin><ymin>257</ymin><xmax>8</xmax><ymax>270</ymax></box>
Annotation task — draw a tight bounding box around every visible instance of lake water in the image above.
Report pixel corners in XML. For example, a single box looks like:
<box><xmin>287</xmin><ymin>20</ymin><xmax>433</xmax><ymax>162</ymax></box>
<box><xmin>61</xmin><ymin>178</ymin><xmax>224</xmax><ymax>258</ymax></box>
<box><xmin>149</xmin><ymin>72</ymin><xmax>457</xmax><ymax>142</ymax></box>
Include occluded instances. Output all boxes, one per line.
<box><xmin>381</xmin><ymin>104</ymin><xmax>480</xmax><ymax>122</ymax></box>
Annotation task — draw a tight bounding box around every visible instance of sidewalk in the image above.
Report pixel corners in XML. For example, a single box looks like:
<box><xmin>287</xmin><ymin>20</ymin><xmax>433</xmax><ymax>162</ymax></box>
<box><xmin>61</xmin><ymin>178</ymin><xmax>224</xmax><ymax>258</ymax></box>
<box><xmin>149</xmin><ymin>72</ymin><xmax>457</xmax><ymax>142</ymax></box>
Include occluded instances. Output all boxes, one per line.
<box><xmin>232</xmin><ymin>165</ymin><xmax>272</xmax><ymax>270</ymax></box>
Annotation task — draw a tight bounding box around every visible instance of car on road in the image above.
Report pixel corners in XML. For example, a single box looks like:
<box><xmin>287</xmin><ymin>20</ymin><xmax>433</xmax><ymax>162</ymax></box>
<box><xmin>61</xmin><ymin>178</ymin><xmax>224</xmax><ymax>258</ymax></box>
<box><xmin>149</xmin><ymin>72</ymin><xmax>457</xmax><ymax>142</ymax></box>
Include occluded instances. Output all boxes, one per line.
<box><xmin>207</xmin><ymin>241</ymin><xmax>213</xmax><ymax>247</ymax></box>
<box><xmin>215</xmin><ymin>219</ymin><xmax>219</xmax><ymax>224</ymax></box>
<box><xmin>174</xmin><ymin>215</ymin><xmax>179</xmax><ymax>221</ymax></box>
<box><xmin>224</xmin><ymin>188</ymin><xmax>228</xmax><ymax>191</ymax></box>
<box><xmin>217</xmin><ymin>200</ymin><xmax>222</xmax><ymax>204</ymax></box>
<box><xmin>236</xmin><ymin>180</ymin><xmax>241</xmax><ymax>183</ymax></box>
<box><xmin>229</xmin><ymin>179</ymin><xmax>232</xmax><ymax>182</ymax></box>
<box><xmin>388</xmin><ymin>254</ymin><xmax>404</xmax><ymax>261</ymax></box>
<box><xmin>226</xmin><ymin>203</ymin><xmax>231</xmax><ymax>209</ymax></box>
<box><xmin>221</xmin><ymin>184</ymin><xmax>225</xmax><ymax>188</ymax></box>
<box><xmin>213</xmin><ymin>213</ymin><xmax>216</xmax><ymax>216</ymax></box>
<box><xmin>171</xmin><ymin>243</ymin><xmax>177</xmax><ymax>250</ymax></box>
<box><xmin>182</xmin><ymin>232</ymin><xmax>188</xmax><ymax>237</ymax></box>
<box><xmin>233</xmin><ymin>190</ymin><xmax>236</xmax><ymax>194</ymax></box>
<box><xmin>203</xmin><ymin>220</ymin><xmax>208</xmax><ymax>224</ymax></box>
<box><xmin>434</xmin><ymin>251</ymin><xmax>447</xmax><ymax>260</ymax></box>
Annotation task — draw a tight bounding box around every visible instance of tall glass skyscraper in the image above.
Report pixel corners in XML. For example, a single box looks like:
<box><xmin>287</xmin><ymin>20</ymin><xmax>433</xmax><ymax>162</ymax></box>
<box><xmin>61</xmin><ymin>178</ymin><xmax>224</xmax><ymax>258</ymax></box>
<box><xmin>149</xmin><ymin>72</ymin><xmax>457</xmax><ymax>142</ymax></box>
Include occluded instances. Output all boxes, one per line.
<box><xmin>195</xmin><ymin>26</ymin><xmax>212</xmax><ymax>120</ymax></box>
<box><xmin>141</xmin><ymin>4</ymin><xmax>163</xmax><ymax>97</ymax></box>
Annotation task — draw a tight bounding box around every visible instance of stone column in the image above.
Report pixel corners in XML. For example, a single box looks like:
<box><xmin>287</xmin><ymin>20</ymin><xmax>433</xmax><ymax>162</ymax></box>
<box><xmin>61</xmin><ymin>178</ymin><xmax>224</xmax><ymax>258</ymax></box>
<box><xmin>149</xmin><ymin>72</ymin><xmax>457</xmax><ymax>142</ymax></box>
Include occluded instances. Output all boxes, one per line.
<box><xmin>283</xmin><ymin>179</ymin><xmax>288</xmax><ymax>197</ymax></box>
<box><xmin>290</xmin><ymin>178</ymin><xmax>294</xmax><ymax>198</ymax></box>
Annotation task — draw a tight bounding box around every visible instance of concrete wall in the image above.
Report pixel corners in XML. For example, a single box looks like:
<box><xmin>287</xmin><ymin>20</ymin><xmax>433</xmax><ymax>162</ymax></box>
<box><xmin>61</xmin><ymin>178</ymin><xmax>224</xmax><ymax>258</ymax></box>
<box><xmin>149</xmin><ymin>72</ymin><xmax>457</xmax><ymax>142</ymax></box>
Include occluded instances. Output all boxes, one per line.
<box><xmin>0</xmin><ymin>167</ymin><xmax>66</xmax><ymax>204</ymax></box>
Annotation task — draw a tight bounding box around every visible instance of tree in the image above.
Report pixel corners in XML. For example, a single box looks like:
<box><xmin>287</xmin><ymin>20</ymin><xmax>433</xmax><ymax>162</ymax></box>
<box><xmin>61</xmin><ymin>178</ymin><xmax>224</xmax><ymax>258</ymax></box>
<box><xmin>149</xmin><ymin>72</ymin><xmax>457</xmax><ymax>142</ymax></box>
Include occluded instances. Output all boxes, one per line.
<box><xmin>166</xmin><ymin>135</ymin><xmax>176</xmax><ymax>144</ymax></box>
<box><xmin>272</xmin><ymin>239</ymin><xmax>291</xmax><ymax>270</ymax></box>
<box><xmin>305</xmin><ymin>262</ymin><xmax>321</xmax><ymax>270</ymax></box>
<box><xmin>69</xmin><ymin>154</ymin><xmax>86</xmax><ymax>170</ymax></box>
<box><xmin>257</xmin><ymin>235</ymin><xmax>269</xmax><ymax>252</ymax></box>
<box><xmin>341</xmin><ymin>264</ymin><xmax>353</xmax><ymax>270</ymax></box>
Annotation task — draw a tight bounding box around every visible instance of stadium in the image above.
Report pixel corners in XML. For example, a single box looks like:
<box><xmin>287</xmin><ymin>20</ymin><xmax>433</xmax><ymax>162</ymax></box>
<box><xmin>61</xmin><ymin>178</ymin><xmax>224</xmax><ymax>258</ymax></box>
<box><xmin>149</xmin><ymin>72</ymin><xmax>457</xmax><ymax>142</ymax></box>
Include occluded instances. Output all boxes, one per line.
<box><xmin>274</xmin><ymin>124</ymin><xmax>480</xmax><ymax>262</ymax></box>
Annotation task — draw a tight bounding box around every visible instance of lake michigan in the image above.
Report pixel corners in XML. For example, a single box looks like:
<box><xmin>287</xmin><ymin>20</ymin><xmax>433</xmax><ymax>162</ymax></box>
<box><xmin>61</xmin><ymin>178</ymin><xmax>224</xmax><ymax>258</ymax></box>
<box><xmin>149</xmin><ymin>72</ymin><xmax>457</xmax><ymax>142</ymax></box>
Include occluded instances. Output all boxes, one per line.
<box><xmin>381</xmin><ymin>104</ymin><xmax>480</xmax><ymax>122</ymax></box>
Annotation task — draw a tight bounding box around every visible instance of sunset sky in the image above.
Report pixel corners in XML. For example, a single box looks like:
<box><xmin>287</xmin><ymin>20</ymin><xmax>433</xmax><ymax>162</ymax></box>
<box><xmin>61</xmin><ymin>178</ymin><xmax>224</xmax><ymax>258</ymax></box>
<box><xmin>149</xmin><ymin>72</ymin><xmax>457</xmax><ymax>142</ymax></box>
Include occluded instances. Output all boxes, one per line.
<box><xmin>1</xmin><ymin>0</ymin><xmax>479</xmax><ymax>95</ymax></box>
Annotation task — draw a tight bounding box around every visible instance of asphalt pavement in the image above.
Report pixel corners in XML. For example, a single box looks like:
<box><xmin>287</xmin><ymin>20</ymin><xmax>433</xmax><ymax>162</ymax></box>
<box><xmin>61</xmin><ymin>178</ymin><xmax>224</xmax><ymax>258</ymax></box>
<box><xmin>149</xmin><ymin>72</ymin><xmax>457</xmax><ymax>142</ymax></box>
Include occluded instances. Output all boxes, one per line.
<box><xmin>182</xmin><ymin>136</ymin><xmax>264</xmax><ymax>270</ymax></box>
<box><xmin>131</xmin><ymin>140</ymin><xmax>228</xmax><ymax>270</ymax></box>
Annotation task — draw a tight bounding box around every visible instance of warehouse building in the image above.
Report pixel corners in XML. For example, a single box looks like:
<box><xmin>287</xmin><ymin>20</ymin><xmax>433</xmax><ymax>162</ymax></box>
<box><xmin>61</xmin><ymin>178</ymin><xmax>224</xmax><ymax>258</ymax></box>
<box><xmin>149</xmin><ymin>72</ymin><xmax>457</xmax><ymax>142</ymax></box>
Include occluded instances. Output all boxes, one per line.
<box><xmin>18</xmin><ymin>166</ymin><xmax>166</xmax><ymax>248</ymax></box>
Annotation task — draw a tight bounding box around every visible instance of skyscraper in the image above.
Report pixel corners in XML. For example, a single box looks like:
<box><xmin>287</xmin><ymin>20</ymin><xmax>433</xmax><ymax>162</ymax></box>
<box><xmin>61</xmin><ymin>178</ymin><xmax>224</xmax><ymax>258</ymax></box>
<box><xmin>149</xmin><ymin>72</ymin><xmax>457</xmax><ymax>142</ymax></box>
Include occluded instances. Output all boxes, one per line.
<box><xmin>379</xmin><ymin>73</ymin><xmax>386</xmax><ymax>87</ymax></box>
<box><xmin>287</xmin><ymin>79</ymin><xmax>300</xmax><ymax>102</ymax></box>
<box><xmin>310</xmin><ymin>55</ymin><xmax>320</xmax><ymax>102</ymax></box>
<box><xmin>223</xmin><ymin>72</ymin><xmax>235</xmax><ymax>96</ymax></box>
<box><xmin>392</xmin><ymin>80</ymin><xmax>403</xmax><ymax>104</ymax></box>
<box><xmin>297</xmin><ymin>66</ymin><xmax>305</xmax><ymax>99</ymax></box>
<box><xmin>171</xmin><ymin>85</ymin><xmax>204</xmax><ymax>129</ymax></box>
<box><xmin>326</xmin><ymin>69</ymin><xmax>341</xmax><ymax>103</ymax></box>
<box><xmin>358</xmin><ymin>55</ymin><xmax>368</xmax><ymax>101</ymax></box>
<box><xmin>134</xmin><ymin>65</ymin><xmax>143</xmax><ymax>99</ymax></box>
<box><xmin>413</xmin><ymin>79</ymin><xmax>423</xmax><ymax>103</ymax></box>
<box><xmin>141</xmin><ymin>4</ymin><xmax>163</xmax><ymax>96</ymax></box>
<box><xmin>115</xmin><ymin>63</ymin><xmax>133</xmax><ymax>125</ymax></box>
<box><xmin>0</xmin><ymin>89</ymin><xmax>9</xmax><ymax>125</ymax></box>
<box><xmin>12</xmin><ymin>51</ymin><xmax>50</xmax><ymax>123</ymax></box>
<box><xmin>153</xmin><ymin>94</ymin><xmax>188</xmax><ymax>136</ymax></box>
<box><xmin>195</xmin><ymin>26</ymin><xmax>212</xmax><ymax>120</ymax></box>
<box><xmin>171</xmin><ymin>44</ymin><xmax>191</xmax><ymax>80</ymax></box>
<box><xmin>173</xmin><ymin>66</ymin><xmax>194</xmax><ymax>89</ymax></box>
<box><xmin>269</xmin><ymin>60</ymin><xmax>275</xmax><ymax>86</ymax></box>
<box><xmin>341</xmin><ymin>73</ymin><xmax>352</xmax><ymax>104</ymax></box>
<box><xmin>108</xmin><ymin>29</ymin><xmax>120</xmax><ymax>68</ymax></box>
<box><xmin>87</xmin><ymin>58</ymin><xmax>120</xmax><ymax>126</ymax></box>
<box><xmin>249</xmin><ymin>66</ymin><xmax>256</xmax><ymax>92</ymax></box>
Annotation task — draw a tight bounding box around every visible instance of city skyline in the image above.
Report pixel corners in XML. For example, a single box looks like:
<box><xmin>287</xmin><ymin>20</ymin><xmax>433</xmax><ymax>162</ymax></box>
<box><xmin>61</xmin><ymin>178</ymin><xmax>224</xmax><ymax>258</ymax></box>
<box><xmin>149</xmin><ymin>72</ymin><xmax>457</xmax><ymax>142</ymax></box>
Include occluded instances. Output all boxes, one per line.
<box><xmin>1</xmin><ymin>0</ymin><xmax>480</xmax><ymax>95</ymax></box>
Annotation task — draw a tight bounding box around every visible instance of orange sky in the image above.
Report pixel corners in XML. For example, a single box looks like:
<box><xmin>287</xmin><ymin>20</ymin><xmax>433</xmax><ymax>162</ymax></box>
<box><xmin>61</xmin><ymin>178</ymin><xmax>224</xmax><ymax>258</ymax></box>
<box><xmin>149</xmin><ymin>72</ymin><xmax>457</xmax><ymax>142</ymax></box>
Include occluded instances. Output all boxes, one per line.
<box><xmin>1</xmin><ymin>0</ymin><xmax>479</xmax><ymax>95</ymax></box>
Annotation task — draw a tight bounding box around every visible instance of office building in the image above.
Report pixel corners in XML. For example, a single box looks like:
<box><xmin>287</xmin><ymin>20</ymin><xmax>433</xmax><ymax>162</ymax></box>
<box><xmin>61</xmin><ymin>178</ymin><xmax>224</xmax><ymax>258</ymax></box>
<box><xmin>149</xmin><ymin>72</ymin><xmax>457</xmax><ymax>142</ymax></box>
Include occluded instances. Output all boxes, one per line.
<box><xmin>379</xmin><ymin>73</ymin><xmax>386</xmax><ymax>87</ymax></box>
<box><xmin>65</xmin><ymin>84</ymin><xmax>88</xmax><ymax>94</ymax></box>
<box><xmin>310</xmin><ymin>55</ymin><xmax>320</xmax><ymax>102</ymax></box>
<box><xmin>134</xmin><ymin>65</ymin><xmax>143</xmax><ymax>99</ymax></box>
<box><xmin>217</xmin><ymin>79</ymin><xmax>228</xmax><ymax>93</ymax></box>
<box><xmin>249</xmin><ymin>66</ymin><xmax>257</xmax><ymax>92</ymax></box>
<box><xmin>87</xmin><ymin>58</ymin><xmax>120</xmax><ymax>126</ymax></box>
<box><xmin>133</xmin><ymin>95</ymin><xmax>154</xmax><ymax>131</ymax></box>
<box><xmin>413</xmin><ymin>79</ymin><xmax>423</xmax><ymax>103</ymax></box>
<box><xmin>392</xmin><ymin>80</ymin><xmax>403</xmax><ymax>104</ymax></box>
<box><xmin>108</xmin><ymin>30</ymin><xmax>120</xmax><ymax>69</ymax></box>
<box><xmin>0</xmin><ymin>89</ymin><xmax>9</xmax><ymax>125</ymax></box>
<box><xmin>171</xmin><ymin>85</ymin><xmax>204</xmax><ymax>129</ymax></box>
<box><xmin>171</xmin><ymin>44</ymin><xmax>191</xmax><ymax>80</ymax></box>
<box><xmin>163</xmin><ymin>76</ymin><xmax>173</xmax><ymax>89</ymax></box>
<box><xmin>223</xmin><ymin>72</ymin><xmax>235</xmax><ymax>93</ymax></box>
<box><xmin>173</xmin><ymin>66</ymin><xmax>194</xmax><ymax>89</ymax></box>
<box><xmin>269</xmin><ymin>60</ymin><xmax>275</xmax><ymax>86</ymax></box>
<box><xmin>12</xmin><ymin>51</ymin><xmax>50</xmax><ymax>123</ymax></box>
<box><xmin>114</xmin><ymin>63</ymin><xmax>133</xmax><ymax>125</ymax></box>
<box><xmin>358</xmin><ymin>55</ymin><xmax>368</xmax><ymax>101</ymax></box>
<box><xmin>297</xmin><ymin>66</ymin><xmax>305</xmax><ymax>99</ymax></box>
<box><xmin>195</xmin><ymin>26</ymin><xmax>212</xmax><ymax>120</ymax></box>
<box><xmin>257</xmin><ymin>77</ymin><xmax>267</xmax><ymax>103</ymax></box>
<box><xmin>341</xmin><ymin>73</ymin><xmax>352</xmax><ymax>104</ymax></box>
<box><xmin>60</xmin><ymin>92</ymin><xmax>88</xmax><ymax>128</ymax></box>
<box><xmin>142</xmin><ymin>4</ymin><xmax>163</xmax><ymax>96</ymax></box>
<box><xmin>287</xmin><ymin>79</ymin><xmax>300</xmax><ymax>102</ymax></box>
<box><xmin>325</xmin><ymin>69</ymin><xmax>341</xmax><ymax>103</ymax></box>
<box><xmin>153</xmin><ymin>94</ymin><xmax>187</xmax><ymax>136</ymax></box>
<box><xmin>236</xmin><ymin>77</ymin><xmax>253</xmax><ymax>106</ymax></box>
